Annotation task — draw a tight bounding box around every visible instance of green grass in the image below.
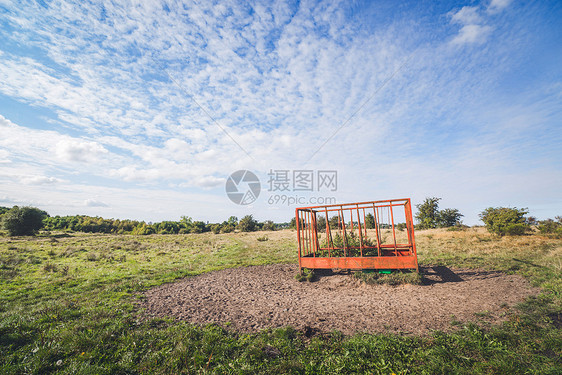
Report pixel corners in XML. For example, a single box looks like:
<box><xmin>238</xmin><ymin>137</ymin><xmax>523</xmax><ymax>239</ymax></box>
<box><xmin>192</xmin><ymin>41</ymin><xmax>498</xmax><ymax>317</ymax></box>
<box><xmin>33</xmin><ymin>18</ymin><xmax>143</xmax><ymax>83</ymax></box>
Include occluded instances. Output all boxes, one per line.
<box><xmin>351</xmin><ymin>270</ymin><xmax>423</xmax><ymax>286</ymax></box>
<box><xmin>0</xmin><ymin>228</ymin><xmax>560</xmax><ymax>374</ymax></box>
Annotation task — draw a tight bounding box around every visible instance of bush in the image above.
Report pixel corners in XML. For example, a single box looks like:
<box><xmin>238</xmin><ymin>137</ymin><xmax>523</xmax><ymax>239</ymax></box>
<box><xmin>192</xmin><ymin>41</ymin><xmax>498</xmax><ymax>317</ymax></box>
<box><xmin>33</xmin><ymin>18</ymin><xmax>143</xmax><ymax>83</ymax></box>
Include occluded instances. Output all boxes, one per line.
<box><xmin>537</xmin><ymin>218</ymin><xmax>562</xmax><ymax>236</ymax></box>
<box><xmin>438</xmin><ymin>208</ymin><xmax>463</xmax><ymax>227</ymax></box>
<box><xmin>295</xmin><ymin>268</ymin><xmax>315</xmax><ymax>282</ymax></box>
<box><xmin>261</xmin><ymin>220</ymin><xmax>276</xmax><ymax>231</ymax></box>
<box><xmin>221</xmin><ymin>224</ymin><xmax>235</xmax><ymax>233</ymax></box>
<box><xmin>415</xmin><ymin>197</ymin><xmax>463</xmax><ymax>229</ymax></box>
<box><xmin>190</xmin><ymin>221</ymin><xmax>207</xmax><ymax>234</ymax></box>
<box><xmin>238</xmin><ymin>215</ymin><xmax>258</xmax><ymax>232</ymax></box>
<box><xmin>210</xmin><ymin>224</ymin><xmax>222</xmax><ymax>234</ymax></box>
<box><xmin>131</xmin><ymin>223</ymin><xmax>155</xmax><ymax>235</ymax></box>
<box><xmin>479</xmin><ymin>207</ymin><xmax>529</xmax><ymax>236</ymax></box>
<box><xmin>365</xmin><ymin>213</ymin><xmax>375</xmax><ymax>229</ymax></box>
<box><xmin>289</xmin><ymin>217</ymin><xmax>296</xmax><ymax>229</ymax></box>
<box><xmin>505</xmin><ymin>223</ymin><xmax>529</xmax><ymax>236</ymax></box>
<box><xmin>1</xmin><ymin>206</ymin><xmax>48</xmax><ymax>236</ymax></box>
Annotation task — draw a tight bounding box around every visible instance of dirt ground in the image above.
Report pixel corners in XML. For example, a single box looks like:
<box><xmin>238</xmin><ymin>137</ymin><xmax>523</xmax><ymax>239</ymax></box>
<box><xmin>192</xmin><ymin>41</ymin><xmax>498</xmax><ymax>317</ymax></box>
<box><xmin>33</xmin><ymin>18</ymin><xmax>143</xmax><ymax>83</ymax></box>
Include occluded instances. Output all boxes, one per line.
<box><xmin>142</xmin><ymin>264</ymin><xmax>540</xmax><ymax>335</ymax></box>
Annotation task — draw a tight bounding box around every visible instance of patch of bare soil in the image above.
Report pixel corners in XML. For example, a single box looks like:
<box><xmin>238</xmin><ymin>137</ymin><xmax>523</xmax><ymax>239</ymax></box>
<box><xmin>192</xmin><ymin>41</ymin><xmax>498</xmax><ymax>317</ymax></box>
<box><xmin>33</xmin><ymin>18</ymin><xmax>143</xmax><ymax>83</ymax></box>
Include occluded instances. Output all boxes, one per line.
<box><xmin>142</xmin><ymin>264</ymin><xmax>540</xmax><ymax>335</ymax></box>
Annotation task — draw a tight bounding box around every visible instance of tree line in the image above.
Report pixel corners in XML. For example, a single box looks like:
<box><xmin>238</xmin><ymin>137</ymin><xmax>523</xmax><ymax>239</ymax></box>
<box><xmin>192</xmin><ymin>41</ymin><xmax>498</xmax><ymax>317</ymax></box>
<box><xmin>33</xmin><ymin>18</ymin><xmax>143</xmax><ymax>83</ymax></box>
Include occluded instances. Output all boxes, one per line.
<box><xmin>1</xmin><ymin>201</ymin><xmax>560</xmax><ymax>237</ymax></box>
<box><xmin>415</xmin><ymin>197</ymin><xmax>561</xmax><ymax>236</ymax></box>
<box><xmin>0</xmin><ymin>206</ymin><xmax>288</xmax><ymax>236</ymax></box>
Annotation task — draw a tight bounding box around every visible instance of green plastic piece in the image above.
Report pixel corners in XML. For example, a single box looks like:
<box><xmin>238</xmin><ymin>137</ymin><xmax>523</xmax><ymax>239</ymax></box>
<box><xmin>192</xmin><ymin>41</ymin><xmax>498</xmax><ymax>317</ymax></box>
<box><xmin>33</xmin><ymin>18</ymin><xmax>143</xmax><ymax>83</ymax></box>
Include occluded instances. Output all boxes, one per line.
<box><xmin>378</xmin><ymin>269</ymin><xmax>392</xmax><ymax>274</ymax></box>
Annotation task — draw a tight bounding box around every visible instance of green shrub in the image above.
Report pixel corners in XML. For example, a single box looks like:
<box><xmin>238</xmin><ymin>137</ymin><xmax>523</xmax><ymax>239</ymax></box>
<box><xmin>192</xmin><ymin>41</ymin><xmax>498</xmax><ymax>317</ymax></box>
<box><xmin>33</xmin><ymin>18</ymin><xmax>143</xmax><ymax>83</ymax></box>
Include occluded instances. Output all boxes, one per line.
<box><xmin>415</xmin><ymin>197</ymin><xmax>463</xmax><ymax>229</ymax></box>
<box><xmin>221</xmin><ymin>224</ymin><xmax>235</xmax><ymax>233</ymax></box>
<box><xmin>190</xmin><ymin>221</ymin><xmax>206</xmax><ymax>234</ymax></box>
<box><xmin>353</xmin><ymin>270</ymin><xmax>423</xmax><ymax>286</ymax></box>
<box><xmin>365</xmin><ymin>213</ymin><xmax>375</xmax><ymax>229</ymax></box>
<box><xmin>479</xmin><ymin>207</ymin><xmax>529</xmax><ymax>236</ymax></box>
<box><xmin>538</xmin><ymin>219</ymin><xmax>561</xmax><ymax>233</ymax></box>
<box><xmin>261</xmin><ymin>220</ymin><xmax>276</xmax><ymax>231</ymax></box>
<box><xmin>238</xmin><ymin>215</ymin><xmax>258</xmax><ymax>232</ymax></box>
<box><xmin>295</xmin><ymin>268</ymin><xmax>315</xmax><ymax>282</ymax></box>
<box><xmin>505</xmin><ymin>223</ymin><xmax>529</xmax><ymax>236</ymax></box>
<box><xmin>131</xmin><ymin>223</ymin><xmax>155</xmax><ymax>235</ymax></box>
<box><xmin>537</xmin><ymin>218</ymin><xmax>562</xmax><ymax>237</ymax></box>
<box><xmin>1</xmin><ymin>206</ymin><xmax>48</xmax><ymax>236</ymax></box>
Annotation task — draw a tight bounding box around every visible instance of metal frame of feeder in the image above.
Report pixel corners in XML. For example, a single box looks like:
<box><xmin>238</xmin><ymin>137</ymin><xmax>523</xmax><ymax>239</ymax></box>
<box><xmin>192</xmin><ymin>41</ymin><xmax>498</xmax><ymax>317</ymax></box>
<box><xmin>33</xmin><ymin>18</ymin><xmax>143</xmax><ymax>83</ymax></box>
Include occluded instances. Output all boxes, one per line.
<box><xmin>296</xmin><ymin>198</ymin><xmax>418</xmax><ymax>272</ymax></box>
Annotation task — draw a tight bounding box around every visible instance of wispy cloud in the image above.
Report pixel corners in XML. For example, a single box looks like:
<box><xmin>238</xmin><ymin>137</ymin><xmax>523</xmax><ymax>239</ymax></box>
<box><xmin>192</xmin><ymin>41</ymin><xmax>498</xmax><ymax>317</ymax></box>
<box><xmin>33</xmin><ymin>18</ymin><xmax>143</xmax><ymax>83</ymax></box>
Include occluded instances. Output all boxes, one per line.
<box><xmin>448</xmin><ymin>3</ymin><xmax>504</xmax><ymax>46</ymax></box>
<box><xmin>19</xmin><ymin>175</ymin><xmax>63</xmax><ymax>185</ymax></box>
<box><xmin>487</xmin><ymin>0</ymin><xmax>513</xmax><ymax>14</ymax></box>
<box><xmin>55</xmin><ymin>139</ymin><xmax>108</xmax><ymax>163</ymax></box>
<box><xmin>84</xmin><ymin>198</ymin><xmax>109</xmax><ymax>207</ymax></box>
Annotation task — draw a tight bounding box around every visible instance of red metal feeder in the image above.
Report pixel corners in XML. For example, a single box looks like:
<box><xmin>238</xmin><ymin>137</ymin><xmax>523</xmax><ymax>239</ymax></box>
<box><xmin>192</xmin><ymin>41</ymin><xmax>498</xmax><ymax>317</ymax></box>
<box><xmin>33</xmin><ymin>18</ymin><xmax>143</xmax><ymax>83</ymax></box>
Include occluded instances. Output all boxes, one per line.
<box><xmin>296</xmin><ymin>198</ymin><xmax>418</xmax><ymax>272</ymax></box>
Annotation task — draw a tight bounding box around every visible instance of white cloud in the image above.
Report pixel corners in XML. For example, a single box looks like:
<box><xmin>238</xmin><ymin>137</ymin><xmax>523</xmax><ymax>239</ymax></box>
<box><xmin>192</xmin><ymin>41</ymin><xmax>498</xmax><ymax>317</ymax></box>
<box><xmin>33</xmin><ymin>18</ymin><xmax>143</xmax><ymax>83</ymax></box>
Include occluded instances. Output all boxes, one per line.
<box><xmin>0</xmin><ymin>149</ymin><xmax>10</xmax><ymax>163</ymax></box>
<box><xmin>84</xmin><ymin>198</ymin><xmax>109</xmax><ymax>207</ymax></box>
<box><xmin>55</xmin><ymin>139</ymin><xmax>108</xmax><ymax>163</ymax></box>
<box><xmin>451</xmin><ymin>24</ymin><xmax>493</xmax><ymax>45</ymax></box>
<box><xmin>487</xmin><ymin>0</ymin><xmax>512</xmax><ymax>14</ymax></box>
<box><xmin>449</xmin><ymin>4</ymin><xmax>496</xmax><ymax>45</ymax></box>
<box><xmin>451</xmin><ymin>6</ymin><xmax>482</xmax><ymax>25</ymax></box>
<box><xmin>19</xmin><ymin>175</ymin><xmax>62</xmax><ymax>185</ymax></box>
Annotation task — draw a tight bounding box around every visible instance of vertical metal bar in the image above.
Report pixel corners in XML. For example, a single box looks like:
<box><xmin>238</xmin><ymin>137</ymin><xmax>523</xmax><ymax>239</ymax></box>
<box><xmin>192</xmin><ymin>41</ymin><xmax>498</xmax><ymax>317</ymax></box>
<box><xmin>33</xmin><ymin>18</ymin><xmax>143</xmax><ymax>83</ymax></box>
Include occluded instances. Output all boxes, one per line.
<box><xmin>406</xmin><ymin>198</ymin><xmax>418</xmax><ymax>271</ymax></box>
<box><xmin>310</xmin><ymin>210</ymin><xmax>318</xmax><ymax>258</ymax></box>
<box><xmin>340</xmin><ymin>207</ymin><xmax>348</xmax><ymax>257</ymax></box>
<box><xmin>372</xmin><ymin>203</ymin><xmax>381</xmax><ymax>255</ymax></box>
<box><xmin>356</xmin><ymin>205</ymin><xmax>363</xmax><ymax>257</ymax></box>
<box><xmin>300</xmin><ymin>210</ymin><xmax>305</xmax><ymax>256</ymax></box>
<box><xmin>404</xmin><ymin>202</ymin><xmax>413</xmax><ymax>250</ymax></box>
<box><xmin>306</xmin><ymin>211</ymin><xmax>311</xmax><ymax>256</ymax></box>
<box><xmin>337</xmin><ymin>210</ymin><xmax>342</xmax><ymax>236</ymax></box>
<box><xmin>302</xmin><ymin>210</ymin><xmax>309</xmax><ymax>257</ymax></box>
<box><xmin>296</xmin><ymin>209</ymin><xmax>302</xmax><ymax>271</ymax></box>
<box><xmin>362</xmin><ymin>207</ymin><xmax>367</xmax><ymax>237</ymax></box>
<box><xmin>389</xmin><ymin>203</ymin><xmax>397</xmax><ymax>256</ymax></box>
<box><xmin>324</xmin><ymin>207</ymin><xmax>331</xmax><ymax>257</ymax></box>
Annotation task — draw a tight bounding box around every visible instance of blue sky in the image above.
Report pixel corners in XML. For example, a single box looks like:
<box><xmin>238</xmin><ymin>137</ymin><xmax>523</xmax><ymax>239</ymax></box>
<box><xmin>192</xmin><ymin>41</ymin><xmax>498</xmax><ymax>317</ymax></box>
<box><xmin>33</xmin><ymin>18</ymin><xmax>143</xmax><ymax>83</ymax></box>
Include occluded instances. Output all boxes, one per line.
<box><xmin>0</xmin><ymin>0</ymin><xmax>560</xmax><ymax>225</ymax></box>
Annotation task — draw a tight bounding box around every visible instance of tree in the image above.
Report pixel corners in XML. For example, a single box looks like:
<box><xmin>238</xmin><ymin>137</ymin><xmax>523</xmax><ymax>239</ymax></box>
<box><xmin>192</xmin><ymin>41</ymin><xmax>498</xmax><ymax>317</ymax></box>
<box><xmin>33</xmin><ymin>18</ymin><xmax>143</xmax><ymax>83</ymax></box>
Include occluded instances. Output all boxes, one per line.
<box><xmin>261</xmin><ymin>220</ymin><xmax>276</xmax><ymax>231</ymax></box>
<box><xmin>365</xmin><ymin>213</ymin><xmax>375</xmax><ymax>229</ymax></box>
<box><xmin>0</xmin><ymin>206</ymin><xmax>10</xmax><ymax>217</ymax></box>
<box><xmin>328</xmin><ymin>215</ymin><xmax>340</xmax><ymax>229</ymax></box>
<box><xmin>415</xmin><ymin>197</ymin><xmax>441</xmax><ymax>229</ymax></box>
<box><xmin>526</xmin><ymin>216</ymin><xmax>538</xmax><ymax>226</ymax></box>
<box><xmin>289</xmin><ymin>217</ymin><xmax>296</xmax><ymax>229</ymax></box>
<box><xmin>479</xmin><ymin>207</ymin><xmax>529</xmax><ymax>236</ymax></box>
<box><xmin>438</xmin><ymin>208</ymin><xmax>463</xmax><ymax>227</ymax></box>
<box><xmin>190</xmin><ymin>221</ymin><xmax>207</xmax><ymax>233</ymax></box>
<box><xmin>238</xmin><ymin>215</ymin><xmax>258</xmax><ymax>232</ymax></box>
<box><xmin>315</xmin><ymin>215</ymin><xmax>326</xmax><ymax>231</ymax></box>
<box><xmin>537</xmin><ymin>218</ymin><xmax>562</xmax><ymax>235</ymax></box>
<box><xmin>210</xmin><ymin>224</ymin><xmax>222</xmax><ymax>234</ymax></box>
<box><xmin>416</xmin><ymin>198</ymin><xmax>463</xmax><ymax>229</ymax></box>
<box><xmin>1</xmin><ymin>206</ymin><xmax>48</xmax><ymax>236</ymax></box>
<box><xmin>221</xmin><ymin>224</ymin><xmax>235</xmax><ymax>233</ymax></box>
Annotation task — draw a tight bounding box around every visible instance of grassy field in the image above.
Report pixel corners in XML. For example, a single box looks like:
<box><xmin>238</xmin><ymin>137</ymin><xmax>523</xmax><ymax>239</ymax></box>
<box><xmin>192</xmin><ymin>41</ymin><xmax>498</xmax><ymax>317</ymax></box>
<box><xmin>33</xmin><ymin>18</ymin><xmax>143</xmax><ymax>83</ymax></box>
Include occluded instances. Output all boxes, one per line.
<box><xmin>0</xmin><ymin>227</ymin><xmax>560</xmax><ymax>374</ymax></box>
